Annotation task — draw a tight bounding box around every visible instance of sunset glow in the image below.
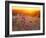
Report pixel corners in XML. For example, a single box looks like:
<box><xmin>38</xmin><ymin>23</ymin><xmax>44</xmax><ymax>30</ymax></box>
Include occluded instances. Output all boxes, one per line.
<box><xmin>12</xmin><ymin>6</ymin><xmax>40</xmax><ymax>17</ymax></box>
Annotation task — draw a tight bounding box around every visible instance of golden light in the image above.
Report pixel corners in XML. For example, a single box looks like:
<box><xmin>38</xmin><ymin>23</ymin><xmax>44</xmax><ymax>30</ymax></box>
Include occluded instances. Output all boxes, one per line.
<box><xmin>12</xmin><ymin>6</ymin><xmax>40</xmax><ymax>17</ymax></box>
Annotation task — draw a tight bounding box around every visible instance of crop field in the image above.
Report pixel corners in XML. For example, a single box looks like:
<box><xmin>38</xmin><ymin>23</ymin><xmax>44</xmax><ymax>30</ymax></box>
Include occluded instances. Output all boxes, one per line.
<box><xmin>12</xmin><ymin>7</ymin><xmax>40</xmax><ymax>31</ymax></box>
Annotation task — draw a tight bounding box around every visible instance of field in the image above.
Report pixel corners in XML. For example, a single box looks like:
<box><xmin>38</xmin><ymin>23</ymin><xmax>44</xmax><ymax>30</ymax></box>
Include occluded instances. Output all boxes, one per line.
<box><xmin>12</xmin><ymin>7</ymin><xmax>40</xmax><ymax>31</ymax></box>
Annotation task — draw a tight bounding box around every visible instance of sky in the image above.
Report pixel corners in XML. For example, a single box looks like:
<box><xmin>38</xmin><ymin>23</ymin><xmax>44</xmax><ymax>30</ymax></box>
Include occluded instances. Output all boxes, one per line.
<box><xmin>12</xmin><ymin>6</ymin><xmax>40</xmax><ymax>17</ymax></box>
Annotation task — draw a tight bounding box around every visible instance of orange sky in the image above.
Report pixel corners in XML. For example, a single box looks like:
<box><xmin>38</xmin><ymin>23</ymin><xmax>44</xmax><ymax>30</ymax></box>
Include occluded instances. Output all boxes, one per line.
<box><xmin>12</xmin><ymin>6</ymin><xmax>40</xmax><ymax>17</ymax></box>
